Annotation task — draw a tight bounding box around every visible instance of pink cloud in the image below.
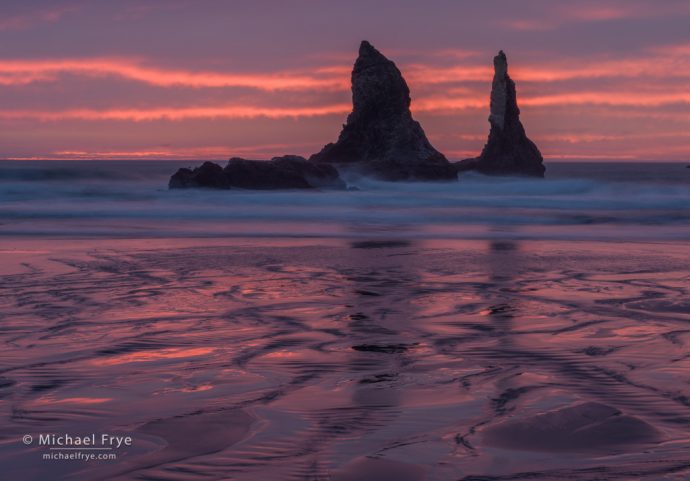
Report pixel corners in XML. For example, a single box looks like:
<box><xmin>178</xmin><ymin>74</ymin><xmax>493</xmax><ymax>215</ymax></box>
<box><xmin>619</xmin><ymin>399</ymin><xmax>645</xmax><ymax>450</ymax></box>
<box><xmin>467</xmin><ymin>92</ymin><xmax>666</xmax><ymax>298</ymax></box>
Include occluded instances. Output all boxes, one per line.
<box><xmin>0</xmin><ymin>4</ymin><xmax>78</xmax><ymax>31</ymax></box>
<box><xmin>2</xmin><ymin>42</ymin><xmax>689</xmax><ymax>96</ymax></box>
<box><xmin>501</xmin><ymin>2</ymin><xmax>690</xmax><ymax>32</ymax></box>
<box><xmin>0</xmin><ymin>58</ymin><xmax>347</xmax><ymax>91</ymax></box>
<box><xmin>43</xmin><ymin>141</ymin><xmax>322</xmax><ymax>160</ymax></box>
<box><xmin>0</xmin><ymin>104</ymin><xmax>350</xmax><ymax>122</ymax></box>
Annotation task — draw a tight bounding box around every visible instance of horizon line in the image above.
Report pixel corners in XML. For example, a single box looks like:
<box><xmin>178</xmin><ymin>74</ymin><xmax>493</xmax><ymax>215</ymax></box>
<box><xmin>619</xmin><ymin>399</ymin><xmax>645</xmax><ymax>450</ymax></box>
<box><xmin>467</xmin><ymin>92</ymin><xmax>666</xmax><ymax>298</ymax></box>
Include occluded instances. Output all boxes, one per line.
<box><xmin>2</xmin><ymin>157</ymin><xmax>688</xmax><ymax>163</ymax></box>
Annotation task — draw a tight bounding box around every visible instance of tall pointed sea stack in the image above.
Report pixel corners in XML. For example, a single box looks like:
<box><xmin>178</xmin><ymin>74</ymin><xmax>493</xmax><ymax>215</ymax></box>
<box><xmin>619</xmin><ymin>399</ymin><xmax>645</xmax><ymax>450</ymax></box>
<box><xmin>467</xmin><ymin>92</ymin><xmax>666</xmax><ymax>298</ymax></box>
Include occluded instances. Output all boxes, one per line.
<box><xmin>310</xmin><ymin>41</ymin><xmax>456</xmax><ymax>181</ymax></box>
<box><xmin>460</xmin><ymin>50</ymin><xmax>545</xmax><ymax>177</ymax></box>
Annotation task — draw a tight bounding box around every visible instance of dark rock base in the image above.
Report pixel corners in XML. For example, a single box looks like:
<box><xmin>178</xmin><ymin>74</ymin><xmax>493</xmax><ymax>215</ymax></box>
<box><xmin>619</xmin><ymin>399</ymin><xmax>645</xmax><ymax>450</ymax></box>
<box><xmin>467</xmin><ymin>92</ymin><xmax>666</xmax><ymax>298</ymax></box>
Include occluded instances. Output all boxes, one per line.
<box><xmin>169</xmin><ymin>156</ymin><xmax>345</xmax><ymax>190</ymax></box>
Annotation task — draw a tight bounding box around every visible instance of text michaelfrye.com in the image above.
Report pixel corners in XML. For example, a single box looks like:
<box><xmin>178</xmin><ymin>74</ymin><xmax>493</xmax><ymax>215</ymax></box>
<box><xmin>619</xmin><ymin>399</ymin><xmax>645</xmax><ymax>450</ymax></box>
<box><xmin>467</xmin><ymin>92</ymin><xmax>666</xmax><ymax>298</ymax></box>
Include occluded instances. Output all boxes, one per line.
<box><xmin>21</xmin><ymin>433</ymin><xmax>133</xmax><ymax>463</ymax></box>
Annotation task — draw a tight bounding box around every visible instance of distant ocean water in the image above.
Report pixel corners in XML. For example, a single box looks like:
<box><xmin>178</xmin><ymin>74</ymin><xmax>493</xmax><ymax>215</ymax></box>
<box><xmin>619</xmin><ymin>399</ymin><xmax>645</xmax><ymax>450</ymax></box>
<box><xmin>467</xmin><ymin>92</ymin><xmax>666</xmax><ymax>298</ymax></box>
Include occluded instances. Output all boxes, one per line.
<box><xmin>1</xmin><ymin>160</ymin><xmax>689</xmax><ymax>240</ymax></box>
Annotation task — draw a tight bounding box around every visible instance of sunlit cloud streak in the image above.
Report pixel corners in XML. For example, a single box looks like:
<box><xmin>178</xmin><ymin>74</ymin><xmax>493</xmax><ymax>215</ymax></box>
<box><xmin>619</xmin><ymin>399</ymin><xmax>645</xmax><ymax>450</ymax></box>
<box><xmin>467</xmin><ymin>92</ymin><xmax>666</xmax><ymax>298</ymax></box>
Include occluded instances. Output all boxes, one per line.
<box><xmin>8</xmin><ymin>94</ymin><xmax>686</xmax><ymax>123</ymax></box>
<box><xmin>0</xmin><ymin>104</ymin><xmax>351</xmax><ymax>121</ymax></box>
<box><xmin>35</xmin><ymin>142</ymin><xmax>321</xmax><ymax>160</ymax></box>
<box><xmin>3</xmin><ymin>44</ymin><xmax>690</xmax><ymax>90</ymax></box>
<box><xmin>0</xmin><ymin>59</ymin><xmax>347</xmax><ymax>91</ymax></box>
<box><xmin>414</xmin><ymin>91</ymin><xmax>690</xmax><ymax>114</ymax></box>
<box><xmin>407</xmin><ymin>50</ymin><xmax>690</xmax><ymax>85</ymax></box>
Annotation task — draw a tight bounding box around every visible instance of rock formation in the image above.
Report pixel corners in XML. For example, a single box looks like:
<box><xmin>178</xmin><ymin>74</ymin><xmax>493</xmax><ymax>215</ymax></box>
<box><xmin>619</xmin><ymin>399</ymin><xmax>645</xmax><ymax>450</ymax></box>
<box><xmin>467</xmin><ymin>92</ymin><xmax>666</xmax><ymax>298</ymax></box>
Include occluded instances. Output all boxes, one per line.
<box><xmin>456</xmin><ymin>50</ymin><xmax>545</xmax><ymax>177</ymax></box>
<box><xmin>171</xmin><ymin>44</ymin><xmax>549</xmax><ymax>188</ymax></box>
<box><xmin>310</xmin><ymin>41</ymin><xmax>457</xmax><ymax>181</ymax></box>
<box><xmin>170</xmin><ymin>161</ymin><xmax>228</xmax><ymax>189</ymax></box>
<box><xmin>169</xmin><ymin>156</ymin><xmax>345</xmax><ymax>190</ymax></box>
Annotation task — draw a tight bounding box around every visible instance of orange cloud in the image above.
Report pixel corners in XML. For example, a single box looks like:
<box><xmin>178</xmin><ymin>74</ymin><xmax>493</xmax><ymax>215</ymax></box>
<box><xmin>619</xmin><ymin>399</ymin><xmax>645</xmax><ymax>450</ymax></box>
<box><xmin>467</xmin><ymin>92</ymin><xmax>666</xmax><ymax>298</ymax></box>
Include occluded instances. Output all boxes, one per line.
<box><xmin>544</xmin><ymin>153</ymin><xmax>639</xmax><ymax>160</ymax></box>
<box><xmin>412</xmin><ymin>90</ymin><xmax>690</xmax><ymax>114</ymax></box>
<box><xmin>521</xmin><ymin>92</ymin><xmax>690</xmax><ymax>107</ymax></box>
<box><xmin>46</xmin><ymin>142</ymin><xmax>320</xmax><ymax>160</ymax></box>
<box><xmin>0</xmin><ymin>104</ymin><xmax>350</xmax><ymax>122</ymax></box>
<box><xmin>511</xmin><ymin>59</ymin><xmax>690</xmax><ymax>83</ymax></box>
<box><xmin>562</xmin><ymin>5</ymin><xmax>630</xmax><ymax>21</ymax></box>
<box><xmin>2</xmin><ymin>88</ymin><xmax>688</xmax><ymax>124</ymax></box>
<box><xmin>0</xmin><ymin>58</ymin><xmax>348</xmax><ymax>91</ymax></box>
<box><xmin>2</xmin><ymin>43</ymin><xmax>689</xmax><ymax>95</ymax></box>
<box><xmin>52</xmin><ymin>150</ymin><xmax>182</xmax><ymax>159</ymax></box>
<box><xmin>412</xmin><ymin>96</ymin><xmax>486</xmax><ymax>112</ymax></box>
<box><xmin>539</xmin><ymin>131</ymin><xmax>690</xmax><ymax>144</ymax></box>
<box><xmin>408</xmin><ymin>55</ymin><xmax>690</xmax><ymax>86</ymax></box>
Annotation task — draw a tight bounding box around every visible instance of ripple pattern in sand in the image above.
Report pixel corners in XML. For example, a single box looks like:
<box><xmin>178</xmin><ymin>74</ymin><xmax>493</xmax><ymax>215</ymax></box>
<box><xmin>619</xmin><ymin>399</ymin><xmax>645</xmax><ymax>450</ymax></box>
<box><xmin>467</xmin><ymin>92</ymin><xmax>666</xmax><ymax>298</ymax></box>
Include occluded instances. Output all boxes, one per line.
<box><xmin>1</xmin><ymin>239</ymin><xmax>690</xmax><ymax>480</ymax></box>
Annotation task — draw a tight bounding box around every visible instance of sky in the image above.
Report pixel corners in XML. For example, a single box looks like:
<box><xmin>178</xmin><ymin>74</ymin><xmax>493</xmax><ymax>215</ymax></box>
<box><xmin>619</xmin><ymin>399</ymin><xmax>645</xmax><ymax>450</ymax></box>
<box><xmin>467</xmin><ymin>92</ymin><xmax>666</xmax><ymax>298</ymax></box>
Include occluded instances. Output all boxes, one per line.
<box><xmin>1</xmin><ymin>0</ymin><xmax>689</xmax><ymax>162</ymax></box>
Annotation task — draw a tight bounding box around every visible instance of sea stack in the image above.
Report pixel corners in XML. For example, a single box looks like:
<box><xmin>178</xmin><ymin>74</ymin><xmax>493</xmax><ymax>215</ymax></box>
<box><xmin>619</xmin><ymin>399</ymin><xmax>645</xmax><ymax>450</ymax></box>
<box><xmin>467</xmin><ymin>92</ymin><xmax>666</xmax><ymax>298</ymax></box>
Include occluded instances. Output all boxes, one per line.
<box><xmin>169</xmin><ymin>156</ymin><xmax>345</xmax><ymax>190</ymax></box>
<box><xmin>310</xmin><ymin>41</ymin><xmax>457</xmax><ymax>181</ymax></box>
<box><xmin>457</xmin><ymin>50</ymin><xmax>545</xmax><ymax>177</ymax></box>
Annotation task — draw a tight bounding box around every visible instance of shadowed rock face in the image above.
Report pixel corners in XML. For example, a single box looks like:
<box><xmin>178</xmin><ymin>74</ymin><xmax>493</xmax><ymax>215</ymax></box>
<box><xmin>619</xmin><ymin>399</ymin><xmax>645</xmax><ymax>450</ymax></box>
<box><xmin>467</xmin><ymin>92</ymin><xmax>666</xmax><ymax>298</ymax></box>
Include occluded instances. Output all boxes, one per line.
<box><xmin>169</xmin><ymin>156</ymin><xmax>345</xmax><ymax>190</ymax></box>
<box><xmin>457</xmin><ymin>51</ymin><xmax>545</xmax><ymax>177</ymax></box>
<box><xmin>169</xmin><ymin>161</ymin><xmax>229</xmax><ymax>189</ymax></box>
<box><xmin>310</xmin><ymin>41</ymin><xmax>456</xmax><ymax>181</ymax></box>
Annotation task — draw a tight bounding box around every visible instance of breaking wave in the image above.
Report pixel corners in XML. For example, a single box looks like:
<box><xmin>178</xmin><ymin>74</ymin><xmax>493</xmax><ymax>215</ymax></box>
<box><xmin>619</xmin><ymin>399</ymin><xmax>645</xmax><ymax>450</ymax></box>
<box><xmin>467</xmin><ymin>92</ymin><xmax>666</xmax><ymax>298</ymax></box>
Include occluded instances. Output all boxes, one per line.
<box><xmin>1</xmin><ymin>160</ymin><xmax>689</xmax><ymax>240</ymax></box>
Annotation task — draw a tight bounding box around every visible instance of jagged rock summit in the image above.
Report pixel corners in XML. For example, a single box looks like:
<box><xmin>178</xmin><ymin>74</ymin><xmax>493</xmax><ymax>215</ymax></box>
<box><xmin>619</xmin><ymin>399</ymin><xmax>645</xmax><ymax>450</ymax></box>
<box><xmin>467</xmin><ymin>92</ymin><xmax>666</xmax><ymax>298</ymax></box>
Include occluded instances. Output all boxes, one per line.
<box><xmin>456</xmin><ymin>50</ymin><xmax>545</xmax><ymax>177</ymax></box>
<box><xmin>310</xmin><ymin>41</ymin><xmax>457</xmax><ymax>181</ymax></box>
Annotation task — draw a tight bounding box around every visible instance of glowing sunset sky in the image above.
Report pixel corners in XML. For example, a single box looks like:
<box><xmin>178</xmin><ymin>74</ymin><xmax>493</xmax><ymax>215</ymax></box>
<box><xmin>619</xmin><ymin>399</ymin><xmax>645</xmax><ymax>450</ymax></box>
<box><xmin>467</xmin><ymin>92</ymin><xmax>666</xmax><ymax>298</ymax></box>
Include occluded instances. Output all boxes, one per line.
<box><xmin>1</xmin><ymin>0</ymin><xmax>689</xmax><ymax>161</ymax></box>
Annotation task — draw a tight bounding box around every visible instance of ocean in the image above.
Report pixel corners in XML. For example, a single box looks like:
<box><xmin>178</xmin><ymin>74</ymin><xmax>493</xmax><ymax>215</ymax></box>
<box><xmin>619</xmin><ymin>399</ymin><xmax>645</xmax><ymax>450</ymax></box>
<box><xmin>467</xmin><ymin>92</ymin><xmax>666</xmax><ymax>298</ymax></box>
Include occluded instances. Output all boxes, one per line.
<box><xmin>1</xmin><ymin>160</ymin><xmax>689</xmax><ymax>240</ymax></box>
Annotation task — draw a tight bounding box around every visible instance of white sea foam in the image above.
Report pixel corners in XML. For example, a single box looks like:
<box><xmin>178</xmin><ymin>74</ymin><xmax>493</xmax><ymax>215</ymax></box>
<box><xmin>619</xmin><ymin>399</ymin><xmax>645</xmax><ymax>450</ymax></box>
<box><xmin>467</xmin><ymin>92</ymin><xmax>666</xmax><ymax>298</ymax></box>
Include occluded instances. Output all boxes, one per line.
<box><xmin>1</xmin><ymin>160</ymin><xmax>689</xmax><ymax>239</ymax></box>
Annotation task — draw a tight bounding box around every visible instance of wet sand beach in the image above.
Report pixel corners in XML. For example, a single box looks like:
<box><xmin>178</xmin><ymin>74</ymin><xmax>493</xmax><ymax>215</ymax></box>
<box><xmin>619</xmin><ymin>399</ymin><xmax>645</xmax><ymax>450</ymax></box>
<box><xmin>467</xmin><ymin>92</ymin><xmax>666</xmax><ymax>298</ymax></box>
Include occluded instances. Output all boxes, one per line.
<box><xmin>1</xmin><ymin>237</ymin><xmax>690</xmax><ymax>480</ymax></box>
